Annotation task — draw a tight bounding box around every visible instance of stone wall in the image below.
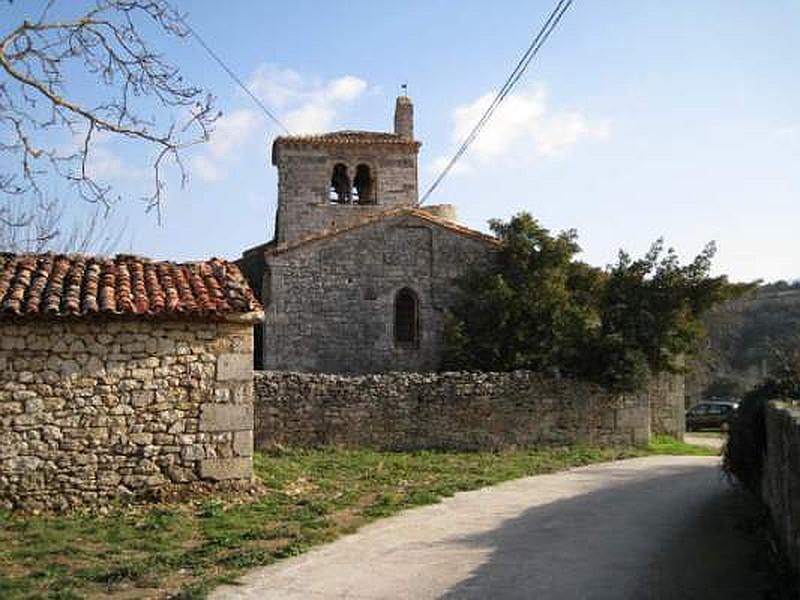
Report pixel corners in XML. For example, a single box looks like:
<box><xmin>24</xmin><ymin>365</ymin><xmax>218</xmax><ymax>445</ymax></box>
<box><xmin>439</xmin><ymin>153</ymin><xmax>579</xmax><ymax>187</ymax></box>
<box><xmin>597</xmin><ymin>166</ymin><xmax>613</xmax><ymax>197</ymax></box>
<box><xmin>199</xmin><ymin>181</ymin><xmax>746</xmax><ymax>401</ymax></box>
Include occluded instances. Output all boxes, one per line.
<box><xmin>254</xmin><ymin>370</ymin><xmax>655</xmax><ymax>451</ymax></box>
<box><xmin>0</xmin><ymin>318</ymin><xmax>255</xmax><ymax>511</ymax></box>
<box><xmin>648</xmin><ymin>372</ymin><xmax>686</xmax><ymax>438</ymax></box>
<box><xmin>272</xmin><ymin>142</ymin><xmax>420</xmax><ymax>244</ymax></box>
<box><xmin>262</xmin><ymin>213</ymin><xmax>498</xmax><ymax>374</ymax></box>
<box><xmin>762</xmin><ymin>401</ymin><xmax>800</xmax><ymax>582</ymax></box>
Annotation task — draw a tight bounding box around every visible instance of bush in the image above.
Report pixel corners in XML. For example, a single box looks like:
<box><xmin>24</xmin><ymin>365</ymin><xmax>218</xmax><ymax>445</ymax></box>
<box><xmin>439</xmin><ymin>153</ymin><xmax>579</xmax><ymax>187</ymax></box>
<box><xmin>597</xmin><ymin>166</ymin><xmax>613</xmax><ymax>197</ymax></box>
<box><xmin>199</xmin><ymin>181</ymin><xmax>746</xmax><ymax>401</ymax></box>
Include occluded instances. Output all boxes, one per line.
<box><xmin>443</xmin><ymin>212</ymin><xmax>749</xmax><ymax>391</ymax></box>
<box><xmin>723</xmin><ymin>355</ymin><xmax>800</xmax><ymax>492</ymax></box>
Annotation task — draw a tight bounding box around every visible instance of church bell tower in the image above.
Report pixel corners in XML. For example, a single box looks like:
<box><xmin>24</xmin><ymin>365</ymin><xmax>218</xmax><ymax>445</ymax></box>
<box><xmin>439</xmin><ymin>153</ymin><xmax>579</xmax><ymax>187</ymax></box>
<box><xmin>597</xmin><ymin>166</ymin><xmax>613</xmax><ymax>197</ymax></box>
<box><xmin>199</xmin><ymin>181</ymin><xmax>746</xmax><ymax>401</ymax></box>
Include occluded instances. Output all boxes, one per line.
<box><xmin>270</xmin><ymin>96</ymin><xmax>422</xmax><ymax>245</ymax></box>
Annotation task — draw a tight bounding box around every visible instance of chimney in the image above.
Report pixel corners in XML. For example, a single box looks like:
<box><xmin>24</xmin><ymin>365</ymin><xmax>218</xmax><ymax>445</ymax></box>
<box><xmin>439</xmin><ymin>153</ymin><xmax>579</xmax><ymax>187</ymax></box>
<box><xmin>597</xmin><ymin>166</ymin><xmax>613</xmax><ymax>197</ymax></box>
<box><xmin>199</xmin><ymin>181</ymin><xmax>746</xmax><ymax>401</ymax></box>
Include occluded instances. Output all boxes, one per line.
<box><xmin>394</xmin><ymin>95</ymin><xmax>414</xmax><ymax>140</ymax></box>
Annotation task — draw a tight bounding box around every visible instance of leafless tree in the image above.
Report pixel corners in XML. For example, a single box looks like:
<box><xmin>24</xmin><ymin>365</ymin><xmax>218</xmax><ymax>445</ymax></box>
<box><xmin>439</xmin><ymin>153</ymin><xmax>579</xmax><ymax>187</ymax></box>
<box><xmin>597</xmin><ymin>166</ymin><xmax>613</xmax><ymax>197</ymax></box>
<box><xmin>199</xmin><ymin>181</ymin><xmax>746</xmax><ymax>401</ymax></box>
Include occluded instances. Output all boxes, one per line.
<box><xmin>0</xmin><ymin>194</ymin><xmax>126</xmax><ymax>254</ymax></box>
<box><xmin>0</xmin><ymin>0</ymin><xmax>219</xmax><ymax>251</ymax></box>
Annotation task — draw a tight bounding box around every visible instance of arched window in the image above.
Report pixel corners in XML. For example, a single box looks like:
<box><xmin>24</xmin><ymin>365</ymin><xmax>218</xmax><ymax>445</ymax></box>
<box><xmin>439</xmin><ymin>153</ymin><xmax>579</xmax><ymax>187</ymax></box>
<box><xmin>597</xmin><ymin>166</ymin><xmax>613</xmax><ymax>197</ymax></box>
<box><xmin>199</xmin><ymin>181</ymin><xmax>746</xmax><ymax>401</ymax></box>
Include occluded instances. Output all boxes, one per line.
<box><xmin>329</xmin><ymin>163</ymin><xmax>351</xmax><ymax>203</ymax></box>
<box><xmin>394</xmin><ymin>287</ymin><xmax>419</xmax><ymax>346</ymax></box>
<box><xmin>353</xmin><ymin>164</ymin><xmax>376</xmax><ymax>205</ymax></box>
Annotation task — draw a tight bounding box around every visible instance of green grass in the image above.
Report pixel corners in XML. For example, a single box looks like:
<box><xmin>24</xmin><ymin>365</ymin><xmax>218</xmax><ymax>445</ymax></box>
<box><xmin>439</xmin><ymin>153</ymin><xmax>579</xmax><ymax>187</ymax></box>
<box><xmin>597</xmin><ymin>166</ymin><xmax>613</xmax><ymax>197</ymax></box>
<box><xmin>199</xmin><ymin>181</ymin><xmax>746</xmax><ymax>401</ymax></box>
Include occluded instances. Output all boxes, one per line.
<box><xmin>647</xmin><ymin>434</ymin><xmax>720</xmax><ymax>456</ymax></box>
<box><xmin>0</xmin><ymin>439</ymin><xmax>712</xmax><ymax>599</ymax></box>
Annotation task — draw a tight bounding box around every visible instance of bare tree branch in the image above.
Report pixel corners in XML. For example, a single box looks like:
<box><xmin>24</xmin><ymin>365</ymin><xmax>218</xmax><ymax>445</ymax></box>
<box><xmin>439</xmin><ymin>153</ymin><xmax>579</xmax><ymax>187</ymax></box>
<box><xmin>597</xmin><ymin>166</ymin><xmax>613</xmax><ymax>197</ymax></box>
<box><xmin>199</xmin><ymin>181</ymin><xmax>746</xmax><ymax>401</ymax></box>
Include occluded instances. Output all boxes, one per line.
<box><xmin>0</xmin><ymin>193</ymin><xmax>126</xmax><ymax>254</ymax></box>
<box><xmin>0</xmin><ymin>0</ymin><xmax>219</xmax><ymax>248</ymax></box>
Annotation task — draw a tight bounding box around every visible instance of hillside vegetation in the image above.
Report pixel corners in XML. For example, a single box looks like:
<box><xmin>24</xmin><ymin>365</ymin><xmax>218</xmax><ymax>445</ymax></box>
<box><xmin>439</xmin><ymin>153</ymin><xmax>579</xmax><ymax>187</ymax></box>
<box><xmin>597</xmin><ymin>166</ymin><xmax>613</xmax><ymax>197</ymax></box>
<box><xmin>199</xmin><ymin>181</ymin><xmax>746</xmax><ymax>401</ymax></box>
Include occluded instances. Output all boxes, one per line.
<box><xmin>687</xmin><ymin>282</ymin><xmax>800</xmax><ymax>404</ymax></box>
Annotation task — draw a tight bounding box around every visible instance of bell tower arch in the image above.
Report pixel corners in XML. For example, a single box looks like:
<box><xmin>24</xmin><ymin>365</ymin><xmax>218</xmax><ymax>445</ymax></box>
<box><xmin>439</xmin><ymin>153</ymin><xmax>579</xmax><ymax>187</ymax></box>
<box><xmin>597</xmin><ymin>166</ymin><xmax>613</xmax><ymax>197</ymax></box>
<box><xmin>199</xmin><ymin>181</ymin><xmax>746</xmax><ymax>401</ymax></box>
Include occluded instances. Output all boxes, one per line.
<box><xmin>271</xmin><ymin>96</ymin><xmax>421</xmax><ymax>245</ymax></box>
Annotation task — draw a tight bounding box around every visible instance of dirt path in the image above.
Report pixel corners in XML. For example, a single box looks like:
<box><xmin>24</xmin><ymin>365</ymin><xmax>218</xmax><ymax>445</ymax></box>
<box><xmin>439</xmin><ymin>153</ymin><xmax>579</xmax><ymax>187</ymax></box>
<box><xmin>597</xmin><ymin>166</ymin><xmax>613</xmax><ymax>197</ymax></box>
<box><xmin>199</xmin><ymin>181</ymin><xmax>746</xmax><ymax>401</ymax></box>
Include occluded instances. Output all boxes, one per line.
<box><xmin>211</xmin><ymin>456</ymin><xmax>773</xmax><ymax>599</ymax></box>
<box><xmin>685</xmin><ymin>432</ymin><xmax>726</xmax><ymax>450</ymax></box>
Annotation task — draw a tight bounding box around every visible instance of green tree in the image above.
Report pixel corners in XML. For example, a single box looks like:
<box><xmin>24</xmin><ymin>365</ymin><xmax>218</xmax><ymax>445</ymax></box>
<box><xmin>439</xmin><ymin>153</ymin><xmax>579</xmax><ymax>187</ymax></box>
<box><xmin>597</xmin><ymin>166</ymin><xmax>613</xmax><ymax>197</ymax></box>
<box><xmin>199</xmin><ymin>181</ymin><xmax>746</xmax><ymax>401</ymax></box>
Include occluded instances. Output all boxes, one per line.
<box><xmin>443</xmin><ymin>212</ymin><xmax>748</xmax><ymax>390</ymax></box>
<box><xmin>588</xmin><ymin>239</ymin><xmax>748</xmax><ymax>388</ymax></box>
<box><xmin>702</xmin><ymin>377</ymin><xmax>746</xmax><ymax>401</ymax></box>
<box><xmin>442</xmin><ymin>213</ymin><xmax>604</xmax><ymax>375</ymax></box>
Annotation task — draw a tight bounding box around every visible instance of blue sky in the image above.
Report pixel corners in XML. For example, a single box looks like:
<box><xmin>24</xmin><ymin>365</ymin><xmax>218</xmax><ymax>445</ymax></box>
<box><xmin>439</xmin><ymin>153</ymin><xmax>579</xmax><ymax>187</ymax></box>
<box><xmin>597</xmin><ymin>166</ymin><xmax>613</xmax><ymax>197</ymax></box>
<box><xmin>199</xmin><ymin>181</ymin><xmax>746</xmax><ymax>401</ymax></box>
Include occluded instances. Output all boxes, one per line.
<box><xmin>5</xmin><ymin>1</ymin><xmax>799</xmax><ymax>282</ymax></box>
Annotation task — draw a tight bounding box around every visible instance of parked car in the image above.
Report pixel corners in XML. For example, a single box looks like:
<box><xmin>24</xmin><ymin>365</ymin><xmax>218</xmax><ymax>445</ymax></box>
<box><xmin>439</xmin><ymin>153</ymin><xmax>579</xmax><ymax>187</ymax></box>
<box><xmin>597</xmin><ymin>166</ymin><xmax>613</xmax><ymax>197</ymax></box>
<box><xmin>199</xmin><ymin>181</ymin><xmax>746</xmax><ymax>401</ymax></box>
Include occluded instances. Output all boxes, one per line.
<box><xmin>685</xmin><ymin>400</ymin><xmax>740</xmax><ymax>432</ymax></box>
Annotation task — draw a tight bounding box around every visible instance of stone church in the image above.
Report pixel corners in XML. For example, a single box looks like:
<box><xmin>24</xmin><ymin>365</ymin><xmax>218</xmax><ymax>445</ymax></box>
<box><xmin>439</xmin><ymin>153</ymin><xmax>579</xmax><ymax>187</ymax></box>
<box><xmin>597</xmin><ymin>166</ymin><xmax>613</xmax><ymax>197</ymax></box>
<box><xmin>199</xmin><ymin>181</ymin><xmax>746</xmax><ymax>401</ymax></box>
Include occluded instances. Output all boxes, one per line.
<box><xmin>239</xmin><ymin>96</ymin><xmax>500</xmax><ymax>373</ymax></box>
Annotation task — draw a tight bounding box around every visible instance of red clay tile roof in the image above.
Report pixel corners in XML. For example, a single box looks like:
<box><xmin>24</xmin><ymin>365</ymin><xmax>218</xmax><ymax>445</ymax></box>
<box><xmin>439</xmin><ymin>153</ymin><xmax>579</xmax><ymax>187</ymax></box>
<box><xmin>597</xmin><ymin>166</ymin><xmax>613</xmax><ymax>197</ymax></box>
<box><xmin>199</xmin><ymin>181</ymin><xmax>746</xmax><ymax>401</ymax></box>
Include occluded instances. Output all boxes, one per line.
<box><xmin>276</xmin><ymin>130</ymin><xmax>414</xmax><ymax>145</ymax></box>
<box><xmin>265</xmin><ymin>208</ymin><xmax>501</xmax><ymax>257</ymax></box>
<box><xmin>272</xmin><ymin>130</ymin><xmax>421</xmax><ymax>164</ymax></box>
<box><xmin>0</xmin><ymin>254</ymin><xmax>262</xmax><ymax>320</ymax></box>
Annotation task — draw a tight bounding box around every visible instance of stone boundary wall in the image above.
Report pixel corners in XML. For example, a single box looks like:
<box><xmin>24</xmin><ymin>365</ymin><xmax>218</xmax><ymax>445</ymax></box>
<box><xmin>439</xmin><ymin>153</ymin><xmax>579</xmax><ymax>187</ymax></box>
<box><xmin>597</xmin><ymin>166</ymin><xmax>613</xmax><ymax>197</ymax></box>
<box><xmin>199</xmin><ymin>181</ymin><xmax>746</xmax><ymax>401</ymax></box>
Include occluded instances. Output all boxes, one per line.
<box><xmin>648</xmin><ymin>372</ymin><xmax>686</xmax><ymax>439</ymax></box>
<box><xmin>254</xmin><ymin>371</ymin><xmax>656</xmax><ymax>452</ymax></box>
<box><xmin>0</xmin><ymin>319</ymin><xmax>255</xmax><ymax>511</ymax></box>
<box><xmin>762</xmin><ymin>401</ymin><xmax>800</xmax><ymax>583</ymax></box>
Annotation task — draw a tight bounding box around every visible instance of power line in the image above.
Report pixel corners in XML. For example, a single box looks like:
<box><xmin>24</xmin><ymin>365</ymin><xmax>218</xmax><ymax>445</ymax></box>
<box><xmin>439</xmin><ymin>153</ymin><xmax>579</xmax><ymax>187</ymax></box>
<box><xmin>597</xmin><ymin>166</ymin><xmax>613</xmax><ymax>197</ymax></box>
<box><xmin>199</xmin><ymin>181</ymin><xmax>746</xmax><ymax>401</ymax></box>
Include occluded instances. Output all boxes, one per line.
<box><xmin>162</xmin><ymin>0</ymin><xmax>292</xmax><ymax>135</ymax></box>
<box><xmin>419</xmin><ymin>0</ymin><xmax>574</xmax><ymax>205</ymax></box>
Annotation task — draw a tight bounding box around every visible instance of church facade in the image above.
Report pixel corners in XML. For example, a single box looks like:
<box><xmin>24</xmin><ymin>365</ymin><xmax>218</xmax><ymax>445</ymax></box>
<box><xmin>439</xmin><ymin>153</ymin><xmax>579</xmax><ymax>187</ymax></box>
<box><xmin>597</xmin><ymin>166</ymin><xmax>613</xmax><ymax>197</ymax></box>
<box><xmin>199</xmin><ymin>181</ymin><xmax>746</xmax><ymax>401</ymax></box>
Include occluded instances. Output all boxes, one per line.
<box><xmin>239</xmin><ymin>96</ymin><xmax>499</xmax><ymax>374</ymax></box>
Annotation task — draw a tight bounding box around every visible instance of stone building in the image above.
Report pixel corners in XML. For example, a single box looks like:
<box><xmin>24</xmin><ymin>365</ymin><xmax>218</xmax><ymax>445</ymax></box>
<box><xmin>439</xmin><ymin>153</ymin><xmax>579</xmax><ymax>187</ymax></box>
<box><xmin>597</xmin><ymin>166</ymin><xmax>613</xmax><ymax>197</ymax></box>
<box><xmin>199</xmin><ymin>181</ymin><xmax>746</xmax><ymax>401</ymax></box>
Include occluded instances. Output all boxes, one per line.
<box><xmin>239</xmin><ymin>96</ymin><xmax>500</xmax><ymax>373</ymax></box>
<box><xmin>0</xmin><ymin>253</ymin><xmax>262</xmax><ymax>510</ymax></box>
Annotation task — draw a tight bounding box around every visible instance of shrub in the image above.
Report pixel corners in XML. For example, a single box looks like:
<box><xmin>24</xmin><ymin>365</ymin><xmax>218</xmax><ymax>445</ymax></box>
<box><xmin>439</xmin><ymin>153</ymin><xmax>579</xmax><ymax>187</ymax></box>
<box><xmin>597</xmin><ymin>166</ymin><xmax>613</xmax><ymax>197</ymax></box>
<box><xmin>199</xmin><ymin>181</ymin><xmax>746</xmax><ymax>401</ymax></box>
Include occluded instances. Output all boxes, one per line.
<box><xmin>443</xmin><ymin>212</ymin><xmax>749</xmax><ymax>390</ymax></box>
<box><xmin>723</xmin><ymin>354</ymin><xmax>800</xmax><ymax>492</ymax></box>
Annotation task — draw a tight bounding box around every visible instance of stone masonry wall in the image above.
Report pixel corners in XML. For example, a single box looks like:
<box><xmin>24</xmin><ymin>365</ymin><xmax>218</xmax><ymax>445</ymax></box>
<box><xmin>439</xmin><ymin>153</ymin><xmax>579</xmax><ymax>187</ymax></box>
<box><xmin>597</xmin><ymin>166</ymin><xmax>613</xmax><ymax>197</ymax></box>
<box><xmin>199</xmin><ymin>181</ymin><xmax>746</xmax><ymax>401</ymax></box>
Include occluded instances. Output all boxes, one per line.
<box><xmin>762</xmin><ymin>401</ymin><xmax>800</xmax><ymax>584</ymax></box>
<box><xmin>648</xmin><ymin>372</ymin><xmax>686</xmax><ymax>439</ymax></box>
<box><xmin>274</xmin><ymin>144</ymin><xmax>419</xmax><ymax>244</ymax></box>
<box><xmin>0</xmin><ymin>318</ymin><xmax>255</xmax><ymax>511</ymax></box>
<box><xmin>263</xmin><ymin>214</ymin><xmax>498</xmax><ymax>374</ymax></box>
<box><xmin>254</xmin><ymin>371</ymin><xmax>653</xmax><ymax>451</ymax></box>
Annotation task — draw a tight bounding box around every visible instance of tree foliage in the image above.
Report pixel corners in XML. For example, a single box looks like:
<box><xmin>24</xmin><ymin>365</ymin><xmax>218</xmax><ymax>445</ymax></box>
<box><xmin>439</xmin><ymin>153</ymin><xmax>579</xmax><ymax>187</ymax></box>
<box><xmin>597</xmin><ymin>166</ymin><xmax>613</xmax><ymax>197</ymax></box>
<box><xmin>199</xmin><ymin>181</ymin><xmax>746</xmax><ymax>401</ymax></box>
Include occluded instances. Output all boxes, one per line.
<box><xmin>0</xmin><ymin>0</ymin><xmax>219</xmax><ymax>249</ymax></box>
<box><xmin>702</xmin><ymin>376</ymin><xmax>746</xmax><ymax>401</ymax></box>
<box><xmin>442</xmin><ymin>212</ymin><xmax>749</xmax><ymax>390</ymax></box>
<box><xmin>723</xmin><ymin>351</ymin><xmax>800</xmax><ymax>493</ymax></box>
<box><xmin>689</xmin><ymin>284</ymin><xmax>800</xmax><ymax>401</ymax></box>
<box><xmin>442</xmin><ymin>213</ymin><xmax>603</xmax><ymax>376</ymax></box>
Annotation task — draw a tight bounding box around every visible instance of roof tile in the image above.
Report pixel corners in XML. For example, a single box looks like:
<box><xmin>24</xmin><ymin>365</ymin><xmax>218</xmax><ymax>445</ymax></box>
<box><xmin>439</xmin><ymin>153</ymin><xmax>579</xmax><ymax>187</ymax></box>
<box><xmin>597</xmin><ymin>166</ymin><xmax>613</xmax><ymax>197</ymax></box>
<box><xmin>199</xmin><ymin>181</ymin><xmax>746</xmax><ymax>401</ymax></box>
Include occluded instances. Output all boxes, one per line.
<box><xmin>275</xmin><ymin>130</ymin><xmax>415</xmax><ymax>145</ymax></box>
<box><xmin>271</xmin><ymin>130</ymin><xmax>421</xmax><ymax>164</ymax></box>
<box><xmin>0</xmin><ymin>254</ymin><xmax>261</xmax><ymax>320</ymax></box>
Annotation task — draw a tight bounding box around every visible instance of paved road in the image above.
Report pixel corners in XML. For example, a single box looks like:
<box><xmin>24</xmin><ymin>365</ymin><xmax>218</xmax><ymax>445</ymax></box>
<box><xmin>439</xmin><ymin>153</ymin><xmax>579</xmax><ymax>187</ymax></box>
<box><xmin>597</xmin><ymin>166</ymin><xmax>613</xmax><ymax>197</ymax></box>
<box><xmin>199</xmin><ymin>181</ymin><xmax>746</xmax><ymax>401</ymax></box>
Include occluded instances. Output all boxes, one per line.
<box><xmin>211</xmin><ymin>456</ymin><xmax>773</xmax><ymax>600</ymax></box>
<box><xmin>684</xmin><ymin>433</ymin><xmax>725</xmax><ymax>450</ymax></box>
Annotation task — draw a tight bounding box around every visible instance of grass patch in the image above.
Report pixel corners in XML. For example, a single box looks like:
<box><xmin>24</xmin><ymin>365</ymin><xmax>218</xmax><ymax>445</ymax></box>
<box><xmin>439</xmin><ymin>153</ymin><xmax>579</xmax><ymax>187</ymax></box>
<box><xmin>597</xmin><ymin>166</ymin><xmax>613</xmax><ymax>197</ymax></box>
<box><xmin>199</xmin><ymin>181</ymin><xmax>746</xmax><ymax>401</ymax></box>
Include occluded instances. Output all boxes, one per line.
<box><xmin>0</xmin><ymin>440</ymin><xmax>708</xmax><ymax>598</ymax></box>
<box><xmin>647</xmin><ymin>434</ymin><xmax>720</xmax><ymax>456</ymax></box>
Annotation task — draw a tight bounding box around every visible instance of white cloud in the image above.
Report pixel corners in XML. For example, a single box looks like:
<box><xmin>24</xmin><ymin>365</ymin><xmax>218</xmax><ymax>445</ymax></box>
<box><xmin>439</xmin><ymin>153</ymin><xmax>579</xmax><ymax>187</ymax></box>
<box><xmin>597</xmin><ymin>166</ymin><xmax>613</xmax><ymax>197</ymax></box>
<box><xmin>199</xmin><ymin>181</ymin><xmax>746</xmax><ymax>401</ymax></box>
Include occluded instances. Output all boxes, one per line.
<box><xmin>327</xmin><ymin>75</ymin><xmax>368</xmax><ymax>102</ymax></box>
<box><xmin>429</xmin><ymin>155</ymin><xmax>471</xmax><ymax>176</ymax></box>
<box><xmin>190</xmin><ymin>155</ymin><xmax>223</xmax><ymax>183</ymax></box>
<box><xmin>773</xmin><ymin>125</ymin><xmax>800</xmax><ymax>143</ymax></box>
<box><xmin>189</xmin><ymin>66</ymin><xmax>369</xmax><ymax>182</ymax></box>
<box><xmin>247</xmin><ymin>66</ymin><xmax>306</xmax><ymax>108</ymax></box>
<box><xmin>429</xmin><ymin>85</ymin><xmax>609</xmax><ymax>175</ymax></box>
<box><xmin>283</xmin><ymin>103</ymin><xmax>336</xmax><ymax>135</ymax></box>
<box><xmin>190</xmin><ymin>108</ymin><xmax>263</xmax><ymax>182</ymax></box>
<box><xmin>84</xmin><ymin>137</ymin><xmax>148</xmax><ymax>182</ymax></box>
<box><xmin>206</xmin><ymin>109</ymin><xmax>262</xmax><ymax>158</ymax></box>
<box><xmin>87</xmin><ymin>145</ymin><xmax>126</xmax><ymax>179</ymax></box>
<box><xmin>56</xmin><ymin>127</ymin><xmax>145</xmax><ymax>182</ymax></box>
<box><xmin>248</xmin><ymin>65</ymin><xmax>368</xmax><ymax>134</ymax></box>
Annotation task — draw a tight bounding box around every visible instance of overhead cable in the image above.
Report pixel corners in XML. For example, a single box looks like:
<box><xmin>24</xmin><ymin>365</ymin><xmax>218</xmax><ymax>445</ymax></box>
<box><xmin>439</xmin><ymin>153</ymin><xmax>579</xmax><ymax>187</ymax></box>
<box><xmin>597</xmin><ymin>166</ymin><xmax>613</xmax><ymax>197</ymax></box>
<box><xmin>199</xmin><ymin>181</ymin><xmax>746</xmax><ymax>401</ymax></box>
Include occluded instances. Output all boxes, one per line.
<box><xmin>162</xmin><ymin>0</ymin><xmax>292</xmax><ymax>135</ymax></box>
<box><xmin>419</xmin><ymin>0</ymin><xmax>574</xmax><ymax>205</ymax></box>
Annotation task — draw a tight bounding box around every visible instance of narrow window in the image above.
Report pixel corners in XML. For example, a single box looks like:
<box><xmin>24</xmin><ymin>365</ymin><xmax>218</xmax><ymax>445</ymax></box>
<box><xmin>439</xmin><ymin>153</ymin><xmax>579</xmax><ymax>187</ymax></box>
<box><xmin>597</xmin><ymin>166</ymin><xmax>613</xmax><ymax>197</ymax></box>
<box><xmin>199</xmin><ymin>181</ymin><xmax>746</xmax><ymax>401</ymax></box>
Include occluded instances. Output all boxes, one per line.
<box><xmin>353</xmin><ymin>164</ymin><xmax>376</xmax><ymax>205</ymax></box>
<box><xmin>329</xmin><ymin>163</ymin><xmax>351</xmax><ymax>203</ymax></box>
<box><xmin>253</xmin><ymin>323</ymin><xmax>264</xmax><ymax>369</ymax></box>
<box><xmin>394</xmin><ymin>287</ymin><xmax>419</xmax><ymax>346</ymax></box>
